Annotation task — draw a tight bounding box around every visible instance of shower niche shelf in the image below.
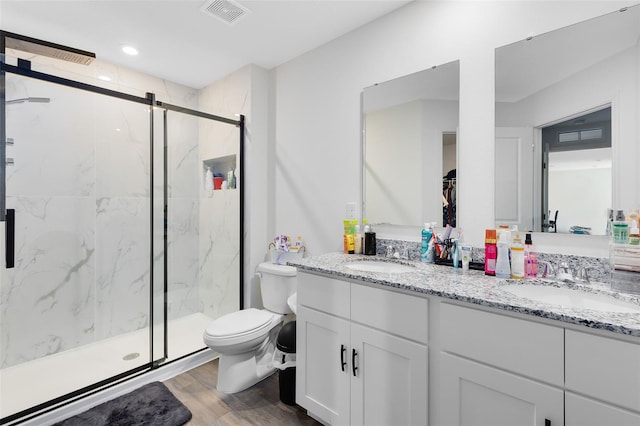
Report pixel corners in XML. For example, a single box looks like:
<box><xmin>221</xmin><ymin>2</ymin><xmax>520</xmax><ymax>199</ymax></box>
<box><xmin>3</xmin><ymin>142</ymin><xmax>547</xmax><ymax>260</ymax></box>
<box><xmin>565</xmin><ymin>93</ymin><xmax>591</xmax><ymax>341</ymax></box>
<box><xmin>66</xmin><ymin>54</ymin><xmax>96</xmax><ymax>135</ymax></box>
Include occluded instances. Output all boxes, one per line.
<box><xmin>203</xmin><ymin>154</ymin><xmax>237</xmax><ymax>190</ymax></box>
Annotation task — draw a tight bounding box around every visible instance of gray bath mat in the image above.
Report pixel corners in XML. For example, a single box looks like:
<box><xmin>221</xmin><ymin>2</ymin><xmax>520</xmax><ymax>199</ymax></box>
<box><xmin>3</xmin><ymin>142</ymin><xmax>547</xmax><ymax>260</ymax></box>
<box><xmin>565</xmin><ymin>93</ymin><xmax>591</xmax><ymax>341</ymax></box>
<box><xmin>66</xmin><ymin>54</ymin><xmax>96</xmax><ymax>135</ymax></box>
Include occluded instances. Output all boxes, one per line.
<box><xmin>54</xmin><ymin>381</ymin><xmax>192</xmax><ymax>426</ymax></box>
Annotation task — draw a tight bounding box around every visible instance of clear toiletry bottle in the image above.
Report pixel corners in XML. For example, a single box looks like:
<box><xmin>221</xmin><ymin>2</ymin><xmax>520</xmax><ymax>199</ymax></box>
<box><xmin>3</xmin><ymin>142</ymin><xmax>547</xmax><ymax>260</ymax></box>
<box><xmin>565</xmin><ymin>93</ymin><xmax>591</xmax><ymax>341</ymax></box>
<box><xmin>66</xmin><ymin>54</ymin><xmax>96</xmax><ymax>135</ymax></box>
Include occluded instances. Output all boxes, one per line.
<box><xmin>354</xmin><ymin>222</ymin><xmax>363</xmax><ymax>254</ymax></box>
<box><xmin>495</xmin><ymin>231</ymin><xmax>511</xmax><ymax>278</ymax></box>
<box><xmin>630</xmin><ymin>221</ymin><xmax>640</xmax><ymax>245</ymax></box>
<box><xmin>205</xmin><ymin>167</ymin><xmax>214</xmax><ymax>191</ymax></box>
<box><xmin>421</xmin><ymin>222</ymin><xmax>433</xmax><ymax>262</ymax></box>
<box><xmin>510</xmin><ymin>232</ymin><xmax>525</xmax><ymax>279</ymax></box>
<box><xmin>524</xmin><ymin>233</ymin><xmax>537</xmax><ymax>278</ymax></box>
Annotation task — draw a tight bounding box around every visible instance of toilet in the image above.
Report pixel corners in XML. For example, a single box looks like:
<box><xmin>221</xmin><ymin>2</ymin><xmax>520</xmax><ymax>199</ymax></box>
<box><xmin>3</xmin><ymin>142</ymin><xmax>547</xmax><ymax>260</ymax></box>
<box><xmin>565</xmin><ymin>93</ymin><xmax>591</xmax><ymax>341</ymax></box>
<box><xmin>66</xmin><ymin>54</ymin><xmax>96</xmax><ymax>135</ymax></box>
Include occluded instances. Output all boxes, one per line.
<box><xmin>203</xmin><ymin>262</ymin><xmax>297</xmax><ymax>393</ymax></box>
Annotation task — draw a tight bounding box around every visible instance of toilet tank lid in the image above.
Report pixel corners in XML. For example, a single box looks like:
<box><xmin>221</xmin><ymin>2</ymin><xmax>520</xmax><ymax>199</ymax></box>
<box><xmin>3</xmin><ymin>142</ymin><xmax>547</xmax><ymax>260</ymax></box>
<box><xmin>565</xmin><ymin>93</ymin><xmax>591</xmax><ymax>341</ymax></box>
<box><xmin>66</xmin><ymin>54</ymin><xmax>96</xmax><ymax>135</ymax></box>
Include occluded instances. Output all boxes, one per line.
<box><xmin>257</xmin><ymin>262</ymin><xmax>297</xmax><ymax>276</ymax></box>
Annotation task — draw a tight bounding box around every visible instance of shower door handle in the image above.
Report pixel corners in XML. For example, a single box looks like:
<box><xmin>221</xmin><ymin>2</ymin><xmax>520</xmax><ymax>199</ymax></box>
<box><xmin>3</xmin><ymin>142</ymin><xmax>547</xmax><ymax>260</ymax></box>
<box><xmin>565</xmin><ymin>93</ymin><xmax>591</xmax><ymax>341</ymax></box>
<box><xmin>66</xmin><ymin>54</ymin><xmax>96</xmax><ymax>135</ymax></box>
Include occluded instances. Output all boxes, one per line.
<box><xmin>5</xmin><ymin>209</ymin><xmax>14</xmax><ymax>268</ymax></box>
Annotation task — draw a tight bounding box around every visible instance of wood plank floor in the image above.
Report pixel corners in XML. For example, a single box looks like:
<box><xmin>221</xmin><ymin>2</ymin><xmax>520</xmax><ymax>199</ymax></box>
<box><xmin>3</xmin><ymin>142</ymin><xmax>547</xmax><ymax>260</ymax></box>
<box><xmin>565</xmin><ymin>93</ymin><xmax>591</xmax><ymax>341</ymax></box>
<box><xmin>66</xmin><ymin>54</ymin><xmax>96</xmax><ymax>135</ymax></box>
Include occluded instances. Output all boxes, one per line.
<box><xmin>164</xmin><ymin>359</ymin><xmax>322</xmax><ymax>425</ymax></box>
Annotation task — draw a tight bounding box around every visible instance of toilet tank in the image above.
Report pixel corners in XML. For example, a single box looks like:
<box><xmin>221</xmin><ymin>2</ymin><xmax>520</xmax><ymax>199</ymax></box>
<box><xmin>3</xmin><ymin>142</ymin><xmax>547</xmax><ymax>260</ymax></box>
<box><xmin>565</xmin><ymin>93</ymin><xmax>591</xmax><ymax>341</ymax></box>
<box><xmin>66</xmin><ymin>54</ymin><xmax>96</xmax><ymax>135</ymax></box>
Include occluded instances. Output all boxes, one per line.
<box><xmin>256</xmin><ymin>262</ymin><xmax>297</xmax><ymax>314</ymax></box>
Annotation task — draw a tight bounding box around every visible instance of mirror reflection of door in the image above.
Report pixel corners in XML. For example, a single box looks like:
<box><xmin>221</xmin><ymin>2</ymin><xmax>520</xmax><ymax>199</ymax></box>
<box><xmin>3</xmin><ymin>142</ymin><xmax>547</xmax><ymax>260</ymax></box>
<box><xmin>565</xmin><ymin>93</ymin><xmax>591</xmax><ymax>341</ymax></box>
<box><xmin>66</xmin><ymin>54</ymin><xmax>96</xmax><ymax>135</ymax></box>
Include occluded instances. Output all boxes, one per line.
<box><xmin>541</xmin><ymin>107</ymin><xmax>612</xmax><ymax>235</ymax></box>
<box><xmin>495</xmin><ymin>127</ymin><xmax>535</xmax><ymax>232</ymax></box>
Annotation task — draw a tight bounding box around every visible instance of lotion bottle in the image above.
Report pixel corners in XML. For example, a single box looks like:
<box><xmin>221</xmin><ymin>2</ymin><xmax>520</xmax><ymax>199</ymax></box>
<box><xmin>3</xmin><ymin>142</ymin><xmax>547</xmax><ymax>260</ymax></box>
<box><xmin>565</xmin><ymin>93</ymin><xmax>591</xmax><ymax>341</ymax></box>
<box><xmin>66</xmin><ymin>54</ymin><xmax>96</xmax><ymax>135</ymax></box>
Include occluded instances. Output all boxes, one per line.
<box><xmin>495</xmin><ymin>231</ymin><xmax>511</xmax><ymax>278</ymax></box>
<box><xmin>510</xmin><ymin>232</ymin><xmax>525</xmax><ymax>279</ymax></box>
<box><xmin>205</xmin><ymin>167</ymin><xmax>214</xmax><ymax>191</ymax></box>
<box><xmin>630</xmin><ymin>221</ymin><xmax>640</xmax><ymax>245</ymax></box>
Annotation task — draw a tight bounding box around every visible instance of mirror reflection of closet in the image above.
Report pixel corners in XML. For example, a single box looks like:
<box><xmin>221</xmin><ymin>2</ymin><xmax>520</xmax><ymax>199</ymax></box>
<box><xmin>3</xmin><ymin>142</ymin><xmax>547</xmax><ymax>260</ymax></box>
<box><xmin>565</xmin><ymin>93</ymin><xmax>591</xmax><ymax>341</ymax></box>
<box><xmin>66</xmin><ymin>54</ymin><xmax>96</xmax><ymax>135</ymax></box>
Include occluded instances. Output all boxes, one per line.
<box><xmin>362</xmin><ymin>60</ymin><xmax>460</xmax><ymax>227</ymax></box>
<box><xmin>442</xmin><ymin>132</ymin><xmax>456</xmax><ymax>227</ymax></box>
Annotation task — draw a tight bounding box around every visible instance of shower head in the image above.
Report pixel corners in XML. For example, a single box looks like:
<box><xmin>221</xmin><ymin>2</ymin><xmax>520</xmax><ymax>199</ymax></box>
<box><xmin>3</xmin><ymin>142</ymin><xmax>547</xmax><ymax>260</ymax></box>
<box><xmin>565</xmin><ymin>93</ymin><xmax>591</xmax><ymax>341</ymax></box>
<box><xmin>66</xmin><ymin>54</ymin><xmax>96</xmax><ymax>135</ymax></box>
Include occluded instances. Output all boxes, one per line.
<box><xmin>2</xmin><ymin>30</ymin><xmax>95</xmax><ymax>65</ymax></box>
<box><xmin>6</xmin><ymin>97</ymin><xmax>51</xmax><ymax>105</ymax></box>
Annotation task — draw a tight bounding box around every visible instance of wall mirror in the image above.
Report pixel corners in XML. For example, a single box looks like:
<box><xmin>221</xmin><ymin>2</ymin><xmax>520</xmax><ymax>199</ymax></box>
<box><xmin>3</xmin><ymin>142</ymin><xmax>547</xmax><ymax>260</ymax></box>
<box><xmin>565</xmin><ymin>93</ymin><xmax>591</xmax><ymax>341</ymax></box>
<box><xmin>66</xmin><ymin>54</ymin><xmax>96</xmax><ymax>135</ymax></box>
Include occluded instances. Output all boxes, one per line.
<box><xmin>495</xmin><ymin>4</ymin><xmax>640</xmax><ymax>235</ymax></box>
<box><xmin>362</xmin><ymin>60</ymin><xmax>460</xmax><ymax>227</ymax></box>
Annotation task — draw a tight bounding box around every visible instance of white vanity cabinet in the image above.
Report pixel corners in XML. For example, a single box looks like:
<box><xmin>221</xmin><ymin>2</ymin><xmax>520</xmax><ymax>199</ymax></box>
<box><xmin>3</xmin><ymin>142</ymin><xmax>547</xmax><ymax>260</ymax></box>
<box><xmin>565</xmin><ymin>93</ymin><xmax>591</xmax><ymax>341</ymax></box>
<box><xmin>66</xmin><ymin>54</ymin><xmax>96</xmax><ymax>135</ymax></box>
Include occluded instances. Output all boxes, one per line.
<box><xmin>296</xmin><ymin>272</ymin><xmax>428</xmax><ymax>426</ymax></box>
<box><xmin>565</xmin><ymin>330</ymin><xmax>640</xmax><ymax>425</ymax></box>
<box><xmin>438</xmin><ymin>303</ymin><xmax>564</xmax><ymax>426</ymax></box>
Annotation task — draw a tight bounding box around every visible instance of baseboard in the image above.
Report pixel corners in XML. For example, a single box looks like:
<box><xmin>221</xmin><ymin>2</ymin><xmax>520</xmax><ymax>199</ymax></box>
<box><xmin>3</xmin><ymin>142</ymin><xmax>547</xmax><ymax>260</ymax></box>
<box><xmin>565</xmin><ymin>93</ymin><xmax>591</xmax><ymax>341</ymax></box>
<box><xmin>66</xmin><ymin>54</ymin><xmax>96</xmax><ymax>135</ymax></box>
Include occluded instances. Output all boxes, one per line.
<box><xmin>15</xmin><ymin>350</ymin><xmax>217</xmax><ymax>426</ymax></box>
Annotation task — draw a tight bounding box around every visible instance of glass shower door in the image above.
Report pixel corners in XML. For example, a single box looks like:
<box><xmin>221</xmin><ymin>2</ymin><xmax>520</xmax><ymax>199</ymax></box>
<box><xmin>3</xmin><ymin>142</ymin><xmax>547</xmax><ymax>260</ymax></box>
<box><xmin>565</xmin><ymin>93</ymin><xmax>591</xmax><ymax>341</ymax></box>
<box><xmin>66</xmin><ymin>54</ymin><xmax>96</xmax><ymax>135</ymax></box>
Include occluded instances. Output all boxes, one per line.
<box><xmin>161</xmin><ymin>107</ymin><xmax>241</xmax><ymax>362</ymax></box>
<box><xmin>0</xmin><ymin>70</ymin><xmax>161</xmax><ymax>420</ymax></box>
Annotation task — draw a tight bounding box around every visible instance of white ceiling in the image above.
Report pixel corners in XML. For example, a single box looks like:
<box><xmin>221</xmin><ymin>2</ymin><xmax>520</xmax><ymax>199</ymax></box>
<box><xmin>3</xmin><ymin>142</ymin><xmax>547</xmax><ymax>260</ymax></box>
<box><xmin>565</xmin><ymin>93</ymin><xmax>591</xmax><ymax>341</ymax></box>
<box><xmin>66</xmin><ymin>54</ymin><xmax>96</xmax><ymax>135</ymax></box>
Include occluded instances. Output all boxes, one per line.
<box><xmin>0</xmin><ymin>0</ymin><xmax>412</xmax><ymax>89</ymax></box>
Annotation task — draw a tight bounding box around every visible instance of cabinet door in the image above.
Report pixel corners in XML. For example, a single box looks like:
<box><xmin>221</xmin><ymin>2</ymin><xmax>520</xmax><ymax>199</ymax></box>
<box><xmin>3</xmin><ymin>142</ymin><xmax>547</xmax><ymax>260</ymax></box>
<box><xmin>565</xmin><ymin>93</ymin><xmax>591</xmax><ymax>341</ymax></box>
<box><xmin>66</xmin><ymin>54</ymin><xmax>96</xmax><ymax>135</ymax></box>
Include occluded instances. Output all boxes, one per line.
<box><xmin>566</xmin><ymin>330</ymin><xmax>640</xmax><ymax>413</ymax></box>
<box><xmin>350</xmin><ymin>323</ymin><xmax>428</xmax><ymax>426</ymax></box>
<box><xmin>566</xmin><ymin>392</ymin><xmax>640</xmax><ymax>426</ymax></box>
<box><xmin>439</xmin><ymin>353</ymin><xmax>563</xmax><ymax>426</ymax></box>
<box><xmin>296</xmin><ymin>306</ymin><xmax>350</xmax><ymax>425</ymax></box>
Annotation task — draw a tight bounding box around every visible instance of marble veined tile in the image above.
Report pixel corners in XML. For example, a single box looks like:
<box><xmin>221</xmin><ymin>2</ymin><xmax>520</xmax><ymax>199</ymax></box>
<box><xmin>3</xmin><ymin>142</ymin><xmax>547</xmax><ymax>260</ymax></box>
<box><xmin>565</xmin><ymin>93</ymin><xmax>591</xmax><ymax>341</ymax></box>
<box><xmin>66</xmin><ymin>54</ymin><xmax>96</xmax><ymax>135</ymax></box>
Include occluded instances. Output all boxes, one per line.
<box><xmin>5</xmin><ymin>77</ymin><xmax>95</xmax><ymax>197</ymax></box>
<box><xmin>94</xmin><ymin>197</ymin><xmax>151</xmax><ymax>339</ymax></box>
<box><xmin>166</xmin><ymin>197</ymin><xmax>200</xmax><ymax>319</ymax></box>
<box><xmin>1</xmin><ymin>196</ymin><xmax>96</xmax><ymax>368</ymax></box>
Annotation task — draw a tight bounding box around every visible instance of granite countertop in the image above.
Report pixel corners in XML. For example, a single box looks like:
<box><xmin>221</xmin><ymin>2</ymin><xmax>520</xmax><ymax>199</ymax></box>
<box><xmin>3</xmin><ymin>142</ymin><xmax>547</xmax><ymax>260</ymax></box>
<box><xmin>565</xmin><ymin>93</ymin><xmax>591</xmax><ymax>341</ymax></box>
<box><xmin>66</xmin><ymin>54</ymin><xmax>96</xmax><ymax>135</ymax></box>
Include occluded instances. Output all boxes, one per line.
<box><xmin>287</xmin><ymin>252</ymin><xmax>640</xmax><ymax>338</ymax></box>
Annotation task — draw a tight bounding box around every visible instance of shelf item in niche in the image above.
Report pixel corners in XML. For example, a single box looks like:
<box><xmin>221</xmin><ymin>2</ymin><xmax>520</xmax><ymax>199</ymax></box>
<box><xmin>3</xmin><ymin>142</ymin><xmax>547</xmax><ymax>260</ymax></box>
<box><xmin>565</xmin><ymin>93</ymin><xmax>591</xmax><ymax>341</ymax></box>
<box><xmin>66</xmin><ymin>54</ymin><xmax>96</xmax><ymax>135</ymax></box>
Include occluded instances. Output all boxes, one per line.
<box><xmin>213</xmin><ymin>173</ymin><xmax>224</xmax><ymax>190</ymax></box>
<box><xmin>205</xmin><ymin>167</ymin><xmax>214</xmax><ymax>191</ymax></box>
<box><xmin>227</xmin><ymin>169</ymin><xmax>236</xmax><ymax>189</ymax></box>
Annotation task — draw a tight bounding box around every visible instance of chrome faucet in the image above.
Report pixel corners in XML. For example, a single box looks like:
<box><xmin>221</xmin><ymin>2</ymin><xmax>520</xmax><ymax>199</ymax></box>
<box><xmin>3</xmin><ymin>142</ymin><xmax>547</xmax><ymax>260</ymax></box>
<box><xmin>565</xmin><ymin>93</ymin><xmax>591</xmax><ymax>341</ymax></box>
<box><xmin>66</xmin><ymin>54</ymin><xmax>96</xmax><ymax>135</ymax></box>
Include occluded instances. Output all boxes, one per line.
<box><xmin>556</xmin><ymin>261</ymin><xmax>574</xmax><ymax>282</ymax></box>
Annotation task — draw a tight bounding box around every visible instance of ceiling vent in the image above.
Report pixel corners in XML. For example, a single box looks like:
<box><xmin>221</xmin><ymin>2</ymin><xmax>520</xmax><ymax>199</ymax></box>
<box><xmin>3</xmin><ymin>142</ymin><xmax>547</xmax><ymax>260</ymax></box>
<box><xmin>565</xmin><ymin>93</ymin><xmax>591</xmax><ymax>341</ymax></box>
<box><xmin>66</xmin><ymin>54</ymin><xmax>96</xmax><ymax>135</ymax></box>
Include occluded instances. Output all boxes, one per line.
<box><xmin>200</xmin><ymin>0</ymin><xmax>251</xmax><ymax>26</ymax></box>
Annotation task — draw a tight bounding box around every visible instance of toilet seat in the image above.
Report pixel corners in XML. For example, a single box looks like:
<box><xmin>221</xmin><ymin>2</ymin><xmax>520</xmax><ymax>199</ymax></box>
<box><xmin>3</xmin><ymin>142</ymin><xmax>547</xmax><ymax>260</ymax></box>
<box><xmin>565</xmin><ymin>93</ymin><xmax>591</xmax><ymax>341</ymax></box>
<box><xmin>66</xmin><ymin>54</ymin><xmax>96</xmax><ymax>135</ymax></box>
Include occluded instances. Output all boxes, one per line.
<box><xmin>203</xmin><ymin>309</ymin><xmax>281</xmax><ymax>348</ymax></box>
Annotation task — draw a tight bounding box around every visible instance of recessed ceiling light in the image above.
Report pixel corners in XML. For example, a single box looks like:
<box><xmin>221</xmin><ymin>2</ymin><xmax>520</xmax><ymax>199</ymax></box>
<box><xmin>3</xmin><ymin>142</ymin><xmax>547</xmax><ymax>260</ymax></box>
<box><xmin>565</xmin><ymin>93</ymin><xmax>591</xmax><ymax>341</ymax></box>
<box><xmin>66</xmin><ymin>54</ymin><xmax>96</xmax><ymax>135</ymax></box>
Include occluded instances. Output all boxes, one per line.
<box><xmin>98</xmin><ymin>75</ymin><xmax>112</xmax><ymax>81</ymax></box>
<box><xmin>122</xmin><ymin>45</ymin><xmax>138</xmax><ymax>56</ymax></box>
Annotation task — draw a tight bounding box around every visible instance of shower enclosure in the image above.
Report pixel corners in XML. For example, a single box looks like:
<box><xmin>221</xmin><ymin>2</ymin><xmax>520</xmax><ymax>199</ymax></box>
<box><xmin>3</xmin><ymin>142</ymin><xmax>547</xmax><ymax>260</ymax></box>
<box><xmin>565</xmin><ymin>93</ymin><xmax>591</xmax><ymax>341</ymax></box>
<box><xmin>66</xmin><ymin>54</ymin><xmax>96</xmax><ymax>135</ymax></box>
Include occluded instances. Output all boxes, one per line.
<box><xmin>0</xmin><ymin>31</ymin><xmax>243</xmax><ymax>424</ymax></box>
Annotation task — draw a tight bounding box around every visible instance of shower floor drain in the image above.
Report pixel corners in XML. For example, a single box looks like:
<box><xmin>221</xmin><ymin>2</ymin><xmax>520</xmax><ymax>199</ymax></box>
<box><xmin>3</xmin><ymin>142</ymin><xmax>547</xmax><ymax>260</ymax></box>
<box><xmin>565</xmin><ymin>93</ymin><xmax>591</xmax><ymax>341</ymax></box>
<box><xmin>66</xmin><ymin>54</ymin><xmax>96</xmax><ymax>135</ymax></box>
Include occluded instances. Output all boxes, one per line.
<box><xmin>123</xmin><ymin>352</ymin><xmax>140</xmax><ymax>361</ymax></box>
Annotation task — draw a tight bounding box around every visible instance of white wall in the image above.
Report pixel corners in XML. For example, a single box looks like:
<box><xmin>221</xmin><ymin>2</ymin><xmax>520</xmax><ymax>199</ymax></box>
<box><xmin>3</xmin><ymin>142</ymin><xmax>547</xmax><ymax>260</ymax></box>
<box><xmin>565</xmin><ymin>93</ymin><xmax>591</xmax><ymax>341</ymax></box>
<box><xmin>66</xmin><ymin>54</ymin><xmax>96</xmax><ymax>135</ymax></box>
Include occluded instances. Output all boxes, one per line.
<box><xmin>366</xmin><ymin>101</ymin><xmax>422</xmax><ymax>225</ymax></box>
<box><xmin>549</xmin><ymin>168</ymin><xmax>611</xmax><ymax>234</ymax></box>
<box><xmin>273</xmin><ymin>1</ymin><xmax>632</xmax><ymax>250</ymax></box>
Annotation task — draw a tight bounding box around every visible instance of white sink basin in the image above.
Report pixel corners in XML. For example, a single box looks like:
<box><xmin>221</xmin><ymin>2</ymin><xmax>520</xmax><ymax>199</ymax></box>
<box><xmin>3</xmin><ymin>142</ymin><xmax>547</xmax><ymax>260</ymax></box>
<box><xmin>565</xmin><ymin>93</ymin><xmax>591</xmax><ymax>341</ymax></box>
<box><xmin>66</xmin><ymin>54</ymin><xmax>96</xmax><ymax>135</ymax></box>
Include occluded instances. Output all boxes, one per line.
<box><xmin>502</xmin><ymin>283</ymin><xmax>640</xmax><ymax>313</ymax></box>
<box><xmin>344</xmin><ymin>261</ymin><xmax>415</xmax><ymax>274</ymax></box>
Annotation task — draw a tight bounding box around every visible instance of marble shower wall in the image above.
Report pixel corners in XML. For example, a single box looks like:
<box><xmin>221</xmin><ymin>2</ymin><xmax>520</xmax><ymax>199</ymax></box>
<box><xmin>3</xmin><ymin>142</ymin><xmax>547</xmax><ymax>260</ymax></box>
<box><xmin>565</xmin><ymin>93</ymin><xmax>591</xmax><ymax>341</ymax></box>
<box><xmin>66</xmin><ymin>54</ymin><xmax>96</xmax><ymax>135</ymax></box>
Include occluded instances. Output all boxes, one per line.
<box><xmin>0</xmin><ymin>50</ymin><xmax>232</xmax><ymax>368</ymax></box>
<box><xmin>196</xmin><ymin>67</ymin><xmax>249</xmax><ymax>321</ymax></box>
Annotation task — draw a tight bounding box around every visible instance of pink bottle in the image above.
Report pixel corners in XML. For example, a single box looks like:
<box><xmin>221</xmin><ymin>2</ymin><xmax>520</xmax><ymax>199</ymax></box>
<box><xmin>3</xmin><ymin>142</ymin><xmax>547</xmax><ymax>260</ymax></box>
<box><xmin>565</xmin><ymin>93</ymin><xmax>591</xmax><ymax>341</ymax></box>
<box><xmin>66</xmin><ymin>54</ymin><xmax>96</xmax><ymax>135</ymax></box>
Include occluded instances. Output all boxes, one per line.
<box><xmin>524</xmin><ymin>233</ymin><xmax>537</xmax><ymax>278</ymax></box>
<box><xmin>484</xmin><ymin>229</ymin><xmax>497</xmax><ymax>276</ymax></box>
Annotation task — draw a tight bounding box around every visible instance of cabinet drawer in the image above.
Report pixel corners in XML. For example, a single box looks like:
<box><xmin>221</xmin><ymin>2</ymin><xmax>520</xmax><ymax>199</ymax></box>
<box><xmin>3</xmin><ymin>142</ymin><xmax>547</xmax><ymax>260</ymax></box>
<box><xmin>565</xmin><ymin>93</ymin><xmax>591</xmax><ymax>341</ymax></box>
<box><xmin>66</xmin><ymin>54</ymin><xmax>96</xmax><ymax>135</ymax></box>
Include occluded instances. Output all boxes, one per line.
<box><xmin>566</xmin><ymin>330</ymin><xmax>640</xmax><ymax>412</ymax></box>
<box><xmin>351</xmin><ymin>284</ymin><xmax>428</xmax><ymax>344</ymax></box>
<box><xmin>566</xmin><ymin>392</ymin><xmax>640</xmax><ymax>426</ymax></box>
<box><xmin>440</xmin><ymin>303</ymin><xmax>563</xmax><ymax>386</ymax></box>
<box><xmin>297</xmin><ymin>272</ymin><xmax>350</xmax><ymax>318</ymax></box>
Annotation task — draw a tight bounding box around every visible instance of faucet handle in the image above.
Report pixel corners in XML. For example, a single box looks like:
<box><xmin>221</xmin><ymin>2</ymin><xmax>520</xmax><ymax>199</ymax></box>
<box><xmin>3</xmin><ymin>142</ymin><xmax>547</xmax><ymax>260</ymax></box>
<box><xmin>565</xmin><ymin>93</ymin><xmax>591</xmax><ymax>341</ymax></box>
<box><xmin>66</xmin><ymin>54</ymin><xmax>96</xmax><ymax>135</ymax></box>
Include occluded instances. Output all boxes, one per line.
<box><xmin>400</xmin><ymin>246</ymin><xmax>410</xmax><ymax>260</ymax></box>
<box><xmin>540</xmin><ymin>261</ymin><xmax>556</xmax><ymax>278</ymax></box>
<box><xmin>385</xmin><ymin>245</ymin><xmax>394</xmax><ymax>258</ymax></box>
<box><xmin>575</xmin><ymin>266</ymin><xmax>592</xmax><ymax>283</ymax></box>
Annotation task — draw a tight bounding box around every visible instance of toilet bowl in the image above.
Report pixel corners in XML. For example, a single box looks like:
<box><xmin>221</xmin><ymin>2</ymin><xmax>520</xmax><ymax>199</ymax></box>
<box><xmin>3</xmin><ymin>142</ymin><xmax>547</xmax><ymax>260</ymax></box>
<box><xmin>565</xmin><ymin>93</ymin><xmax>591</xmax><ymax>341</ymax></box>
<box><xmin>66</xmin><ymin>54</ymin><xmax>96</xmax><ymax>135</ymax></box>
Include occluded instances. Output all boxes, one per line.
<box><xmin>203</xmin><ymin>262</ymin><xmax>297</xmax><ymax>393</ymax></box>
